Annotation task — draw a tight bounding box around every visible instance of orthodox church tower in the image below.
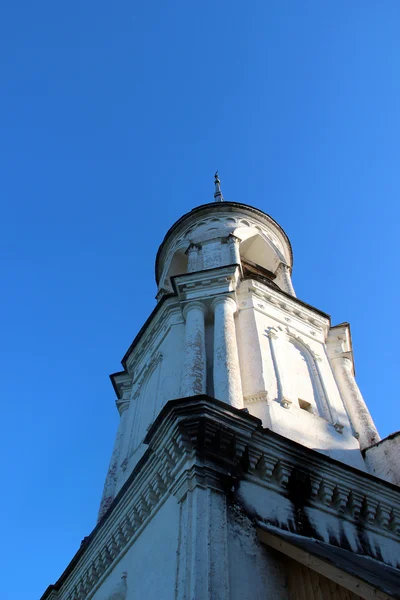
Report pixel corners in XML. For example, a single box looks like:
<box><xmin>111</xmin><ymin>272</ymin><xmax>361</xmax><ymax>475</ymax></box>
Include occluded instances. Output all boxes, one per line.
<box><xmin>42</xmin><ymin>176</ymin><xmax>400</xmax><ymax>600</ymax></box>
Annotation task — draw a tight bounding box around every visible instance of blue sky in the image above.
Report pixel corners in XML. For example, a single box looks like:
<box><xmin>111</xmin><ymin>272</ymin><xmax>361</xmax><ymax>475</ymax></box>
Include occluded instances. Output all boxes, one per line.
<box><xmin>1</xmin><ymin>1</ymin><xmax>399</xmax><ymax>598</ymax></box>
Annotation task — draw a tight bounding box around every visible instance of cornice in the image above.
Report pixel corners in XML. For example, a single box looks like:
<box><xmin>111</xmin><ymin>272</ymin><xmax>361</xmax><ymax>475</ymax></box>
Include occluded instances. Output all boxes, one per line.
<box><xmin>40</xmin><ymin>397</ymin><xmax>256</xmax><ymax>600</ymax></box>
<box><xmin>110</xmin><ymin>297</ymin><xmax>182</xmax><ymax>397</ymax></box>
<box><xmin>119</xmin><ymin>293</ymin><xmax>176</xmax><ymax>370</ymax></box>
<box><xmin>129</xmin><ymin>303</ymin><xmax>181</xmax><ymax>371</ymax></box>
<box><xmin>109</xmin><ymin>372</ymin><xmax>133</xmax><ymax>402</ymax></box>
<box><xmin>248</xmin><ymin>429</ymin><xmax>400</xmax><ymax>540</ymax></box>
<box><xmin>327</xmin><ymin>322</ymin><xmax>356</xmax><ymax>375</ymax></box>
<box><xmin>41</xmin><ymin>396</ymin><xmax>400</xmax><ymax>600</ymax></box>
<box><xmin>239</xmin><ymin>278</ymin><xmax>330</xmax><ymax>336</ymax></box>
<box><xmin>172</xmin><ymin>264</ymin><xmax>240</xmax><ymax>304</ymax></box>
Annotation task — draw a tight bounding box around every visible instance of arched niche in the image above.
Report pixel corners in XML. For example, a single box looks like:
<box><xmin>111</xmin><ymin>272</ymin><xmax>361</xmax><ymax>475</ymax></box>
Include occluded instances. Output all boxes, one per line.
<box><xmin>237</xmin><ymin>228</ymin><xmax>284</xmax><ymax>279</ymax></box>
<box><xmin>283</xmin><ymin>336</ymin><xmax>329</xmax><ymax>419</ymax></box>
<box><xmin>159</xmin><ymin>247</ymin><xmax>188</xmax><ymax>290</ymax></box>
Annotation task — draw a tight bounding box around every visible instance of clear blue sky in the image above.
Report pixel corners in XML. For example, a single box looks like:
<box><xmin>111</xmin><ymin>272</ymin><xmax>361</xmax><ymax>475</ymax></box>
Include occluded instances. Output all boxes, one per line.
<box><xmin>1</xmin><ymin>2</ymin><xmax>399</xmax><ymax>598</ymax></box>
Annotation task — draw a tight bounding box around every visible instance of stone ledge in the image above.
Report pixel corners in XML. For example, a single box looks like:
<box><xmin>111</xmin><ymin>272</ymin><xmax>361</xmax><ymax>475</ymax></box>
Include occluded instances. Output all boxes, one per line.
<box><xmin>40</xmin><ymin>395</ymin><xmax>400</xmax><ymax>600</ymax></box>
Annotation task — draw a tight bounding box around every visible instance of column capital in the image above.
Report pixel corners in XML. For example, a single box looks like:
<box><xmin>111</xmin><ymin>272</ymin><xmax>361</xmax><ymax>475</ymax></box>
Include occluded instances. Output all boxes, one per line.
<box><xmin>185</xmin><ymin>243</ymin><xmax>201</xmax><ymax>255</ymax></box>
<box><xmin>116</xmin><ymin>398</ymin><xmax>130</xmax><ymax>415</ymax></box>
<box><xmin>266</xmin><ymin>328</ymin><xmax>278</xmax><ymax>340</ymax></box>
<box><xmin>225</xmin><ymin>234</ymin><xmax>241</xmax><ymax>245</ymax></box>
<box><xmin>330</xmin><ymin>353</ymin><xmax>354</xmax><ymax>372</ymax></box>
<box><xmin>156</xmin><ymin>286</ymin><xmax>170</xmax><ymax>301</ymax></box>
<box><xmin>211</xmin><ymin>295</ymin><xmax>237</xmax><ymax>312</ymax></box>
<box><xmin>182</xmin><ymin>300</ymin><xmax>207</xmax><ymax>319</ymax></box>
<box><xmin>277</xmin><ymin>261</ymin><xmax>291</xmax><ymax>272</ymax></box>
<box><xmin>276</xmin><ymin>261</ymin><xmax>295</xmax><ymax>296</ymax></box>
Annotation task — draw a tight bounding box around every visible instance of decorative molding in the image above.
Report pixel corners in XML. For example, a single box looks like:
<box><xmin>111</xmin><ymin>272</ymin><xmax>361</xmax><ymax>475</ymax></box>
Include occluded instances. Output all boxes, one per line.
<box><xmin>43</xmin><ymin>397</ymin><xmax>400</xmax><ymax>600</ymax></box>
<box><xmin>248</xmin><ymin>440</ymin><xmax>400</xmax><ymax>543</ymax></box>
<box><xmin>182</xmin><ymin>300</ymin><xmax>207</xmax><ymax>320</ymax></box>
<box><xmin>116</xmin><ymin>399</ymin><xmax>130</xmax><ymax>416</ymax></box>
<box><xmin>155</xmin><ymin>286</ymin><xmax>170</xmax><ymax>302</ymax></box>
<box><xmin>225</xmin><ymin>233</ymin><xmax>241</xmax><ymax>245</ymax></box>
<box><xmin>281</xmin><ymin>398</ymin><xmax>292</xmax><ymax>409</ymax></box>
<box><xmin>173</xmin><ymin>264</ymin><xmax>240</xmax><ymax>304</ymax></box>
<box><xmin>125</xmin><ymin>301</ymin><xmax>183</xmax><ymax>374</ymax></box>
<box><xmin>334</xmin><ymin>423</ymin><xmax>344</xmax><ymax>434</ymax></box>
<box><xmin>211</xmin><ymin>295</ymin><xmax>237</xmax><ymax>312</ymax></box>
<box><xmin>244</xmin><ymin>392</ymin><xmax>268</xmax><ymax>405</ymax></box>
<box><xmin>131</xmin><ymin>352</ymin><xmax>163</xmax><ymax>405</ymax></box>
<box><xmin>132</xmin><ymin>352</ymin><xmax>163</xmax><ymax>388</ymax></box>
<box><xmin>244</xmin><ymin>280</ymin><xmax>329</xmax><ymax>335</ymax></box>
<box><xmin>185</xmin><ymin>243</ymin><xmax>201</xmax><ymax>255</ymax></box>
<box><xmin>111</xmin><ymin>373</ymin><xmax>133</xmax><ymax>402</ymax></box>
<box><xmin>266</xmin><ymin>327</ymin><xmax>278</xmax><ymax>340</ymax></box>
<box><xmin>52</xmin><ymin>398</ymin><xmax>257</xmax><ymax>600</ymax></box>
<box><xmin>61</xmin><ymin>436</ymin><xmax>186</xmax><ymax>599</ymax></box>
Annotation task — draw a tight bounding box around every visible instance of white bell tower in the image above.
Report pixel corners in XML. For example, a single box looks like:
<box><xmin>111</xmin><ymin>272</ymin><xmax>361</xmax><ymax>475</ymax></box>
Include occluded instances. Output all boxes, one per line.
<box><xmin>42</xmin><ymin>176</ymin><xmax>400</xmax><ymax>600</ymax></box>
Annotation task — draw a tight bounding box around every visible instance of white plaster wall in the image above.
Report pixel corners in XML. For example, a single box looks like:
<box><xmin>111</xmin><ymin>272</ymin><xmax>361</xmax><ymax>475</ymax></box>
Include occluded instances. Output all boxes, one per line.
<box><xmin>91</xmin><ymin>496</ymin><xmax>180</xmax><ymax>600</ymax></box>
<box><xmin>236</xmin><ymin>284</ymin><xmax>364</xmax><ymax>469</ymax></box>
<box><xmin>237</xmin><ymin>307</ymin><xmax>269</xmax><ymax>398</ymax></box>
<box><xmin>201</xmin><ymin>239</ymin><xmax>222</xmax><ymax>269</ymax></box>
<box><xmin>364</xmin><ymin>434</ymin><xmax>400</xmax><ymax>486</ymax></box>
<box><xmin>227</xmin><ymin>504</ymin><xmax>288</xmax><ymax>599</ymax></box>
<box><xmin>266</xmin><ymin>401</ymin><xmax>365</xmax><ymax>469</ymax></box>
<box><xmin>128</xmin><ymin>342</ymin><xmax>182</xmax><ymax>441</ymax></box>
<box><xmin>116</xmin><ymin>308</ymin><xmax>185</xmax><ymax>493</ymax></box>
<box><xmin>175</xmin><ymin>487</ymin><xmax>231</xmax><ymax>599</ymax></box>
<box><xmin>280</xmin><ymin>337</ymin><xmax>320</xmax><ymax>411</ymax></box>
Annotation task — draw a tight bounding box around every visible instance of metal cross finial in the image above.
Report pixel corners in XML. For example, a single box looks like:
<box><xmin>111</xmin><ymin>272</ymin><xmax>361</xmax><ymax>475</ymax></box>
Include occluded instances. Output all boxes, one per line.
<box><xmin>214</xmin><ymin>171</ymin><xmax>224</xmax><ymax>202</ymax></box>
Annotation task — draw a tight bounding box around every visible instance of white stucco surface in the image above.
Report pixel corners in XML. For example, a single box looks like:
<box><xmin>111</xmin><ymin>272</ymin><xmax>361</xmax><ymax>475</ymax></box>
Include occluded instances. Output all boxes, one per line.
<box><xmin>43</xmin><ymin>198</ymin><xmax>400</xmax><ymax>600</ymax></box>
<box><xmin>227</xmin><ymin>504</ymin><xmax>288</xmax><ymax>599</ymax></box>
<box><xmin>100</xmin><ymin>200</ymin><xmax>391</xmax><ymax>515</ymax></box>
<box><xmin>93</xmin><ymin>496</ymin><xmax>180</xmax><ymax>600</ymax></box>
<box><xmin>364</xmin><ymin>433</ymin><xmax>400</xmax><ymax>486</ymax></box>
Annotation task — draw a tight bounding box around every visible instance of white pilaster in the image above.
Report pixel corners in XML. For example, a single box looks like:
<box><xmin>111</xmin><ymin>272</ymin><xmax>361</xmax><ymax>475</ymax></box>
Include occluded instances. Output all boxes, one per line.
<box><xmin>226</xmin><ymin>234</ymin><xmax>241</xmax><ymax>266</ymax></box>
<box><xmin>175</xmin><ymin>487</ymin><xmax>230</xmax><ymax>600</ymax></box>
<box><xmin>212</xmin><ymin>296</ymin><xmax>243</xmax><ymax>408</ymax></box>
<box><xmin>180</xmin><ymin>301</ymin><xmax>207</xmax><ymax>397</ymax></box>
<box><xmin>186</xmin><ymin>244</ymin><xmax>200</xmax><ymax>272</ymax></box>
<box><xmin>266</xmin><ymin>329</ymin><xmax>293</xmax><ymax>408</ymax></box>
<box><xmin>312</xmin><ymin>353</ymin><xmax>344</xmax><ymax>430</ymax></box>
<box><xmin>330</xmin><ymin>355</ymin><xmax>380</xmax><ymax>449</ymax></box>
